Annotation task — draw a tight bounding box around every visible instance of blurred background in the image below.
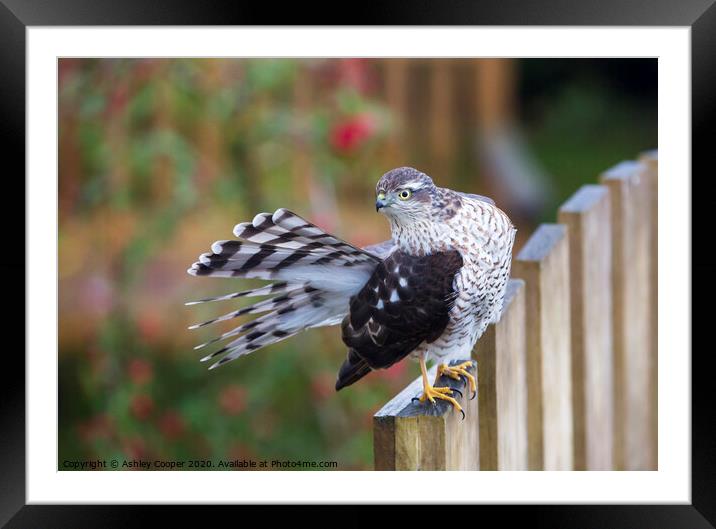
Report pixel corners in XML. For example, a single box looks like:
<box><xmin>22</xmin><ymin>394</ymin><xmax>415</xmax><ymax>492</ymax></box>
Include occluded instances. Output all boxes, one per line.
<box><xmin>58</xmin><ymin>58</ymin><xmax>657</xmax><ymax>470</ymax></box>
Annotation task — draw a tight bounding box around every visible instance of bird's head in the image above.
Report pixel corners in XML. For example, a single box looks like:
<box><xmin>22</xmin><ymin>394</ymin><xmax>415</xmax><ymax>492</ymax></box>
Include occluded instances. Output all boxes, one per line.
<box><xmin>374</xmin><ymin>167</ymin><xmax>437</xmax><ymax>225</ymax></box>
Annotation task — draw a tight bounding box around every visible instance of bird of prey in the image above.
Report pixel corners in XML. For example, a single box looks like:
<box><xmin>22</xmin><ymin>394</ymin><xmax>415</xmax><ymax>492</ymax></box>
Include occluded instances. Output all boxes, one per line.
<box><xmin>187</xmin><ymin>167</ymin><xmax>516</xmax><ymax>416</ymax></box>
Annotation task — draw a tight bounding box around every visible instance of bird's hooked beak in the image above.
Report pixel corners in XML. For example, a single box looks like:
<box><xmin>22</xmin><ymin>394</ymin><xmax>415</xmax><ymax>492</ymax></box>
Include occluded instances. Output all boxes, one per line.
<box><xmin>376</xmin><ymin>192</ymin><xmax>391</xmax><ymax>212</ymax></box>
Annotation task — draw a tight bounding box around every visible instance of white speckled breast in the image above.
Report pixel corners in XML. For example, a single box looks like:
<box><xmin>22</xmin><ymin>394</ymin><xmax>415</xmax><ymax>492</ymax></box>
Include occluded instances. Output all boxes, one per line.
<box><xmin>405</xmin><ymin>195</ymin><xmax>516</xmax><ymax>364</ymax></box>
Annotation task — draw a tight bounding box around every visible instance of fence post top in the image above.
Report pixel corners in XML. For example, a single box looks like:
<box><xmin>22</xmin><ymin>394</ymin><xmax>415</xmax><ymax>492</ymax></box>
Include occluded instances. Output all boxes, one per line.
<box><xmin>515</xmin><ymin>223</ymin><xmax>567</xmax><ymax>263</ymax></box>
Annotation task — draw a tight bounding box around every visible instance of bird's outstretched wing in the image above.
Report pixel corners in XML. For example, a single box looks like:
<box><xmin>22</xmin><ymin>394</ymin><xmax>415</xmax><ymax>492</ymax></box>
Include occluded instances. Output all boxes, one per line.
<box><xmin>336</xmin><ymin>249</ymin><xmax>464</xmax><ymax>389</ymax></box>
<box><xmin>187</xmin><ymin>209</ymin><xmax>381</xmax><ymax>369</ymax></box>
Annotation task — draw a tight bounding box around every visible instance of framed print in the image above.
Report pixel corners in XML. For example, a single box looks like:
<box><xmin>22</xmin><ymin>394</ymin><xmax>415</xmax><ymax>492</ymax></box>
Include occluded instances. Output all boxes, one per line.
<box><xmin>2</xmin><ymin>0</ymin><xmax>712</xmax><ymax>525</ymax></box>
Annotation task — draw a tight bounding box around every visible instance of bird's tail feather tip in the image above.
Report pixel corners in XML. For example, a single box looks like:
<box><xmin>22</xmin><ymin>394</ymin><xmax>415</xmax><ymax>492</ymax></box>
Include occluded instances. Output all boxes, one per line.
<box><xmin>335</xmin><ymin>351</ymin><xmax>372</xmax><ymax>391</ymax></box>
<box><xmin>232</xmin><ymin>222</ymin><xmax>249</xmax><ymax>237</ymax></box>
<box><xmin>273</xmin><ymin>207</ymin><xmax>298</xmax><ymax>224</ymax></box>
<box><xmin>211</xmin><ymin>240</ymin><xmax>233</xmax><ymax>254</ymax></box>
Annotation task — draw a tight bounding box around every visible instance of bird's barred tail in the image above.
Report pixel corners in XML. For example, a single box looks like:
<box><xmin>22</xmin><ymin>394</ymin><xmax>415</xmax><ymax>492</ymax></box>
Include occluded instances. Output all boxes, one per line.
<box><xmin>187</xmin><ymin>208</ymin><xmax>381</xmax><ymax>370</ymax></box>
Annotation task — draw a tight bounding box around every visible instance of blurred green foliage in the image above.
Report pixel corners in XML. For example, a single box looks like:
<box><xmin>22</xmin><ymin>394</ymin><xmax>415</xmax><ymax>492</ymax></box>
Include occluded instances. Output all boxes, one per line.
<box><xmin>59</xmin><ymin>58</ymin><xmax>656</xmax><ymax>470</ymax></box>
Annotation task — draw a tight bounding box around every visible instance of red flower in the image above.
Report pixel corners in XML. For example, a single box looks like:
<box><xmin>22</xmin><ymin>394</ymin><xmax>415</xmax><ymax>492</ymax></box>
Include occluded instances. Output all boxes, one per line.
<box><xmin>158</xmin><ymin>410</ymin><xmax>185</xmax><ymax>440</ymax></box>
<box><xmin>130</xmin><ymin>394</ymin><xmax>154</xmax><ymax>421</ymax></box>
<box><xmin>128</xmin><ymin>358</ymin><xmax>153</xmax><ymax>385</ymax></box>
<box><xmin>218</xmin><ymin>385</ymin><xmax>247</xmax><ymax>416</ymax></box>
<box><xmin>329</xmin><ymin>114</ymin><xmax>376</xmax><ymax>154</ymax></box>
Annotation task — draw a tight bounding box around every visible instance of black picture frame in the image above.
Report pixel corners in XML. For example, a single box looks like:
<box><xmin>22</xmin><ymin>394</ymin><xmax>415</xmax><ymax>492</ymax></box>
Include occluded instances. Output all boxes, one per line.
<box><xmin>2</xmin><ymin>1</ymin><xmax>711</xmax><ymax>525</ymax></box>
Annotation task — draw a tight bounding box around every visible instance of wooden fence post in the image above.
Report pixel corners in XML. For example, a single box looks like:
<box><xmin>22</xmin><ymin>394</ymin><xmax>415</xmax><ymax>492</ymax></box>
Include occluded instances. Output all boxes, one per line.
<box><xmin>558</xmin><ymin>185</ymin><xmax>614</xmax><ymax>470</ymax></box>
<box><xmin>475</xmin><ymin>58</ymin><xmax>516</xmax><ymax>132</ymax></box>
<box><xmin>373</xmin><ymin>361</ymin><xmax>479</xmax><ymax>470</ymax></box>
<box><xmin>512</xmin><ymin>224</ymin><xmax>574</xmax><ymax>470</ymax></box>
<box><xmin>472</xmin><ymin>279</ymin><xmax>528</xmax><ymax>470</ymax></box>
<box><xmin>639</xmin><ymin>150</ymin><xmax>659</xmax><ymax>470</ymax></box>
<box><xmin>429</xmin><ymin>60</ymin><xmax>454</xmax><ymax>178</ymax></box>
<box><xmin>383</xmin><ymin>59</ymin><xmax>409</xmax><ymax>163</ymax></box>
<box><xmin>600</xmin><ymin>161</ymin><xmax>655</xmax><ymax>470</ymax></box>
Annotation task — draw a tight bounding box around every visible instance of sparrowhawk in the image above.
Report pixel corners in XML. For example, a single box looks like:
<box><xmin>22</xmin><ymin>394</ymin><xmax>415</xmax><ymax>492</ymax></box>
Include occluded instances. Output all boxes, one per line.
<box><xmin>188</xmin><ymin>167</ymin><xmax>516</xmax><ymax>415</ymax></box>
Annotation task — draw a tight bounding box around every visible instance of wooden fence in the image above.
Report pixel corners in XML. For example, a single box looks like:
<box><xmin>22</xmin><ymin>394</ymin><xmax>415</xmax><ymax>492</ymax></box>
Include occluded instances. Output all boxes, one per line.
<box><xmin>373</xmin><ymin>150</ymin><xmax>658</xmax><ymax>471</ymax></box>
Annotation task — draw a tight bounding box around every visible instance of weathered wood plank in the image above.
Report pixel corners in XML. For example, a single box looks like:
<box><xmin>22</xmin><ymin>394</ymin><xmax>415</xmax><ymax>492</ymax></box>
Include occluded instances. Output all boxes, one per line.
<box><xmin>639</xmin><ymin>150</ymin><xmax>658</xmax><ymax>470</ymax></box>
<box><xmin>472</xmin><ymin>279</ymin><xmax>528</xmax><ymax>470</ymax></box>
<box><xmin>512</xmin><ymin>224</ymin><xmax>574</xmax><ymax>470</ymax></box>
<box><xmin>558</xmin><ymin>185</ymin><xmax>614</xmax><ymax>470</ymax></box>
<box><xmin>373</xmin><ymin>360</ymin><xmax>479</xmax><ymax>470</ymax></box>
<box><xmin>601</xmin><ymin>161</ymin><xmax>654</xmax><ymax>470</ymax></box>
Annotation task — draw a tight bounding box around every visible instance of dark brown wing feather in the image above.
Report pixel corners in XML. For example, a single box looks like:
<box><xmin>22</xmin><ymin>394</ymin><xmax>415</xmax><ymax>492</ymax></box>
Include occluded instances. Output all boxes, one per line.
<box><xmin>335</xmin><ymin>249</ymin><xmax>463</xmax><ymax>390</ymax></box>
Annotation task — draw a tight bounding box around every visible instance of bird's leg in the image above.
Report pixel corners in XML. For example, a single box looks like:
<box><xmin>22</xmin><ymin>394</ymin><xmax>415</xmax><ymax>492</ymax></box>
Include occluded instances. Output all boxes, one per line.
<box><xmin>416</xmin><ymin>355</ymin><xmax>464</xmax><ymax>418</ymax></box>
<box><xmin>436</xmin><ymin>361</ymin><xmax>477</xmax><ymax>400</ymax></box>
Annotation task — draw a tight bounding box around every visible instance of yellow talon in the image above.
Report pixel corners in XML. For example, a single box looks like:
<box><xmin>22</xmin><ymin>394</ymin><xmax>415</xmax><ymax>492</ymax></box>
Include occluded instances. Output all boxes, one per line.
<box><xmin>436</xmin><ymin>361</ymin><xmax>477</xmax><ymax>399</ymax></box>
<box><xmin>417</xmin><ymin>356</ymin><xmax>465</xmax><ymax>418</ymax></box>
<box><xmin>418</xmin><ymin>384</ymin><xmax>454</xmax><ymax>403</ymax></box>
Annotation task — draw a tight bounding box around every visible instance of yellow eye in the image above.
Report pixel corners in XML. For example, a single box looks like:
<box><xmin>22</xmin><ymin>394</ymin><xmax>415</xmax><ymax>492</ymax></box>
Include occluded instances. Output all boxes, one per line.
<box><xmin>398</xmin><ymin>189</ymin><xmax>412</xmax><ymax>200</ymax></box>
